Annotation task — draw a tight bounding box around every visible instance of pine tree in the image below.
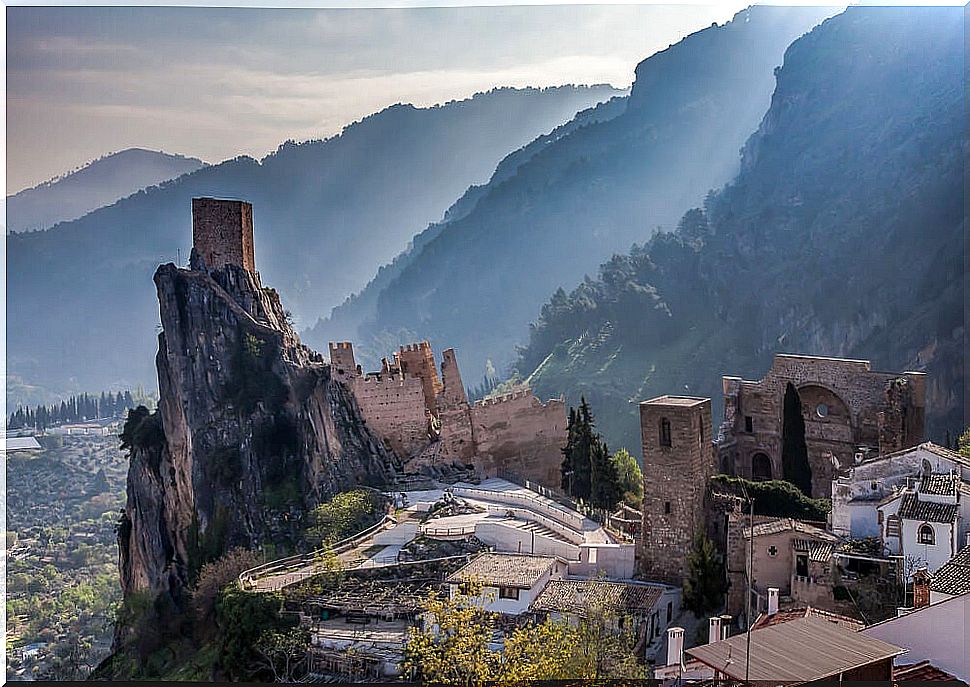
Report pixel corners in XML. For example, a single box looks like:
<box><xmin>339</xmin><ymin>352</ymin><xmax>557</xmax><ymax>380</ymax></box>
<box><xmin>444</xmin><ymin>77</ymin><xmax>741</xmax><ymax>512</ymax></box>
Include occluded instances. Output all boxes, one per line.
<box><xmin>590</xmin><ymin>441</ymin><xmax>622</xmax><ymax>511</ymax></box>
<box><xmin>781</xmin><ymin>382</ymin><xmax>813</xmax><ymax>496</ymax></box>
<box><xmin>683</xmin><ymin>533</ymin><xmax>727</xmax><ymax>615</ymax></box>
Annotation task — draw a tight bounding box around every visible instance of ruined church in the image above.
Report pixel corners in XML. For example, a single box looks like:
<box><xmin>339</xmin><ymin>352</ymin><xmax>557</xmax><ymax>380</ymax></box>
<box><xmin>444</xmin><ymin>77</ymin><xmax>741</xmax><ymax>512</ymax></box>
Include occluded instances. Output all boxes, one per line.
<box><xmin>638</xmin><ymin>353</ymin><xmax>926</xmax><ymax>585</ymax></box>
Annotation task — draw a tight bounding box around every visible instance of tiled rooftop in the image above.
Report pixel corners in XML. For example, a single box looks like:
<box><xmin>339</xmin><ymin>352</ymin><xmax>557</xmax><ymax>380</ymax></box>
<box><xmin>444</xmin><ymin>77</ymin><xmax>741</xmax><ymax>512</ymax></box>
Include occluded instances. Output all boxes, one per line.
<box><xmin>447</xmin><ymin>552</ymin><xmax>556</xmax><ymax>589</ymax></box>
<box><xmin>640</xmin><ymin>395</ymin><xmax>708</xmax><ymax>407</ymax></box>
<box><xmin>919</xmin><ymin>472</ymin><xmax>958</xmax><ymax>496</ymax></box>
<box><xmin>929</xmin><ymin>545</ymin><xmax>970</xmax><ymax>596</ymax></box>
<box><xmin>745</xmin><ymin>518</ymin><xmax>840</xmax><ymax>542</ymax></box>
<box><xmin>751</xmin><ymin>606</ymin><xmax>864</xmax><ymax>631</ymax></box>
<box><xmin>531</xmin><ymin>579</ymin><xmax>664</xmax><ymax>616</ymax></box>
<box><xmin>898</xmin><ymin>493</ymin><xmax>959</xmax><ymax>523</ymax></box>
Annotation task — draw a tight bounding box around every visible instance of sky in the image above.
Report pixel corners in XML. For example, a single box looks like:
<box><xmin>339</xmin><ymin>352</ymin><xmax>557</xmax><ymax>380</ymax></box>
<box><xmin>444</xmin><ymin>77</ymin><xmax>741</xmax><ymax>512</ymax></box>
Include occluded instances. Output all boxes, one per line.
<box><xmin>5</xmin><ymin>3</ymin><xmax>758</xmax><ymax>193</ymax></box>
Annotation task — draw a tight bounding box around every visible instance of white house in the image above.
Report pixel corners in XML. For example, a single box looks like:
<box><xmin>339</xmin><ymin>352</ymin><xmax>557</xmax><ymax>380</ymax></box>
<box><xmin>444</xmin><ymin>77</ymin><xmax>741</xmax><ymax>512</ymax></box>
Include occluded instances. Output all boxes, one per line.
<box><xmin>530</xmin><ymin>577</ymin><xmax>681</xmax><ymax>652</ymax></box>
<box><xmin>446</xmin><ymin>552</ymin><xmax>565</xmax><ymax>616</ymax></box>
<box><xmin>862</xmin><ymin>592</ymin><xmax>970</xmax><ymax>682</ymax></box>
<box><xmin>877</xmin><ymin>472</ymin><xmax>962</xmax><ymax>576</ymax></box>
<box><xmin>831</xmin><ymin>442</ymin><xmax>970</xmax><ymax>543</ymax></box>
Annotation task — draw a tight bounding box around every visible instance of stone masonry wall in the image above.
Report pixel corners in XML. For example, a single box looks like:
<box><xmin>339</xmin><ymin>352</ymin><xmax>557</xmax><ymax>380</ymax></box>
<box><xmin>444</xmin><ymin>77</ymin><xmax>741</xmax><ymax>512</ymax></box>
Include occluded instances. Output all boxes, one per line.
<box><xmin>191</xmin><ymin>197</ymin><xmax>255</xmax><ymax>272</ymax></box>
<box><xmin>639</xmin><ymin>396</ymin><xmax>715</xmax><ymax>585</ymax></box>
<box><xmin>719</xmin><ymin>354</ymin><xmax>926</xmax><ymax>498</ymax></box>
<box><xmin>468</xmin><ymin>390</ymin><xmax>566</xmax><ymax>486</ymax></box>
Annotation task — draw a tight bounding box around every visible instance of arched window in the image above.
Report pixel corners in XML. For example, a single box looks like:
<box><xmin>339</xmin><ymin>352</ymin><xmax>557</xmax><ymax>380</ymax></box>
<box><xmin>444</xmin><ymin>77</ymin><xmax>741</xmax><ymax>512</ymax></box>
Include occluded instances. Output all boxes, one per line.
<box><xmin>918</xmin><ymin>524</ymin><xmax>935</xmax><ymax>545</ymax></box>
<box><xmin>752</xmin><ymin>453</ymin><xmax>773</xmax><ymax>482</ymax></box>
<box><xmin>659</xmin><ymin>418</ymin><xmax>672</xmax><ymax>447</ymax></box>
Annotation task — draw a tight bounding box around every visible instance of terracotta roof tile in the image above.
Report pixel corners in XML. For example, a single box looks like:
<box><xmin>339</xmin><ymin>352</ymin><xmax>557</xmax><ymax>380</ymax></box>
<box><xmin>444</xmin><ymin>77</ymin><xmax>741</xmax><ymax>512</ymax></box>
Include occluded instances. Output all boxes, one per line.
<box><xmin>531</xmin><ymin>579</ymin><xmax>664</xmax><ymax>616</ymax></box>
<box><xmin>895</xmin><ymin>661</ymin><xmax>958</xmax><ymax>681</ymax></box>
<box><xmin>751</xmin><ymin>606</ymin><xmax>864</xmax><ymax>631</ymax></box>
<box><xmin>898</xmin><ymin>493</ymin><xmax>958</xmax><ymax>523</ymax></box>
<box><xmin>447</xmin><ymin>553</ymin><xmax>556</xmax><ymax>589</ymax></box>
<box><xmin>930</xmin><ymin>546</ymin><xmax>970</xmax><ymax>596</ymax></box>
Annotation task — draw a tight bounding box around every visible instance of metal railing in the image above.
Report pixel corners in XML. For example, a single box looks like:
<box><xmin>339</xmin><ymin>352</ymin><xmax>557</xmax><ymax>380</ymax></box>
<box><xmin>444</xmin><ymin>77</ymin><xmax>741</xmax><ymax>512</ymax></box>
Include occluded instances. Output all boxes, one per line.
<box><xmin>238</xmin><ymin>514</ymin><xmax>397</xmax><ymax>591</ymax></box>
<box><xmin>450</xmin><ymin>485</ymin><xmax>585</xmax><ymax>531</ymax></box>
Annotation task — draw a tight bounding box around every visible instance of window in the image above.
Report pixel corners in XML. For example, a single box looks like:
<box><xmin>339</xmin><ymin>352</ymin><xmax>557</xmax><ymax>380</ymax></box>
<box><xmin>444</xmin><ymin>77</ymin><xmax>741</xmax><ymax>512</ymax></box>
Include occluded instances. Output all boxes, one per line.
<box><xmin>664</xmin><ymin>501</ymin><xmax>671</xmax><ymax>515</ymax></box>
<box><xmin>886</xmin><ymin>515</ymin><xmax>901</xmax><ymax>537</ymax></box>
<box><xmin>744</xmin><ymin>415</ymin><xmax>753</xmax><ymax>433</ymax></box>
<box><xmin>816</xmin><ymin>403</ymin><xmax>829</xmax><ymax>418</ymax></box>
<box><xmin>796</xmin><ymin>553</ymin><xmax>809</xmax><ymax>577</ymax></box>
<box><xmin>498</xmin><ymin>586</ymin><xmax>520</xmax><ymax>600</ymax></box>
<box><xmin>667</xmin><ymin>602</ymin><xmax>673</xmax><ymax>623</ymax></box>
<box><xmin>918</xmin><ymin>524</ymin><xmax>935</xmax><ymax>545</ymax></box>
<box><xmin>659</xmin><ymin>418</ymin><xmax>672</xmax><ymax>447</ymax></box>
<box><xmin>767</xmin><ymin>545</ymin><xmax>779</xmax><ymax>558</ymax></box>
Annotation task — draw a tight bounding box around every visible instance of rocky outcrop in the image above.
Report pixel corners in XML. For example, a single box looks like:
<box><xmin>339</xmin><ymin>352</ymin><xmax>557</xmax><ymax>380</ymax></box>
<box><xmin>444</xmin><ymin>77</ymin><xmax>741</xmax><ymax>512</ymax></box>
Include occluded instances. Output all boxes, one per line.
<box><xmin>118</xmin><ymin>255</ymin><xmax>398</xmax><ymax>606</ymax></box>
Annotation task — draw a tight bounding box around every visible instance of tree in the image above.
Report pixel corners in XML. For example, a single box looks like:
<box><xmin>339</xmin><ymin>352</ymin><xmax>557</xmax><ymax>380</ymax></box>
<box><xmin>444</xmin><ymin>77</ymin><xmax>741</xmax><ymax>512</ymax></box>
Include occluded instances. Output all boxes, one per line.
<box><xmin>561</xmin><ymin>397</ymin><xmax>597</xmax><ymax>501</ymax></box>
<box><xmin>590</xmin><ymin>441</ymin><xmax>622</xmax><ymax>511</ymax></box>
<box><xmin>191</xmin><ymin>547</ymin><xmax>262</xmax><ymax>627</ymax></box>
<box><xmin>403</xmin><ymin>586</ymin><xmax>498</xmax><ymax>685</ymax></box>
<box><xmin>215</xmin><ymin>587</ymin><xmax>289</xmax><ymax>681</ymax></box>
<box><xmin>683</xmin><ymin>533</ymin><xmax>727</xmax><ymax>616</ymax></box>
<box><xmin>611</xmin><ymin>448</ymin><xmax>643</xmax><ymax>506</ymax></box>
<box><xmin>781</xmin><ymin>382</ymin><xmax>813</xmax><ymax>496</ymax></box>
<box><xmin>305</xmin><ymin>489</ymin><xmax>385</xmax><ymax>547</ymax></box>
<box><xmin>251</xmin><ymin>627</ymin><xmax>310</xmax><ymax>683</ymax></box>
<box><xmin>958</xmin><ymin>428</ymin><xmax>970</xmax><ymax>459</ymax></box>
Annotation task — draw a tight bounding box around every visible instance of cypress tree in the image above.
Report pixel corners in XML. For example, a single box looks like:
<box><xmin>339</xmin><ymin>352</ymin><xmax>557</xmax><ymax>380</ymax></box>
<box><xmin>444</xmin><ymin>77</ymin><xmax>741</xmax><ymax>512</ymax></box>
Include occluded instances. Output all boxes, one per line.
<box><xmin>781</xmin><ymin>382</ymin><xmax>813</xmax><ymax>496</ymax></box>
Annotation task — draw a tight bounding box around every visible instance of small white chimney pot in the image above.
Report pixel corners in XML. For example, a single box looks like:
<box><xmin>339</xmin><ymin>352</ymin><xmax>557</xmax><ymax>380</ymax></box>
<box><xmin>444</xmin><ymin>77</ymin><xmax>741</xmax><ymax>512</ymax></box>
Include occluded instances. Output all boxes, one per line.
<box><xmin>667</xmin><ymin>626</ymin><xmax>685</xmax><ymax>667</ymax></box>
<box><xmin>708</xmin><ymin>616</ymin><xmax>722</xmax><ymax>644</ymax></box>
<box><xmin>767</xmin><ymin>587</ymin><xmax>780</xmax><ymax>616</ymax></box>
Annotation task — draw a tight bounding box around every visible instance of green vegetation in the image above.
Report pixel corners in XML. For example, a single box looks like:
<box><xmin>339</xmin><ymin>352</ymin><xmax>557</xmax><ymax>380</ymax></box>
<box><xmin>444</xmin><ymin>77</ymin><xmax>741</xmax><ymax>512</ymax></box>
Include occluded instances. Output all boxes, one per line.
<box><xmin>683</xmin><ymin>533</ymin><xmax>727</xmax><ymax>615</ymax></box>
<box><xmin>119</xmin><ymin>405</ymin><xmax>165</xmax><ymax>454</ymax></box>
<box><xmin>560</xmin><ymin>398</ymin><xmax>622</xmax><ymax>510</ymax></box>
<box><xmin>403</xmin><ymin>585</ymin><xmax>645</xmax><ymax>684</ymax></box>
<box><xmin>710</xmin><ymin>474</ymin><xmax>831</xmax><ymax>522</ymax></box>
<box><xmin>6</xmin><ymin>434</ymin><xmax>128</xmax><ymax>679</ymax></box>
<box><xmin>305</xmin><ymin>489</ymin><xmax>386</xmax><ymax>547</ymax></box>
<box><xmin>8</xmin><ymin>389</ymin><xmax>140</xmax><ymax>431</ymax></box>
<box><xmin>611</xmin><ymin>448</ymin><xmax>643</xmax><ymax>506</ymax></box>
<box><xmin>782</xmin><ymin>383</ymin><xmax>813</xmax><ymax>496</ymax></box>
<box><xmin>958</xmin><ymin>428</ymin><xmax>970</xmax><ymax>459</ymax></box>
<box><xmin>224</xmin><ymin>333</ymin><xmax>287</xmax><ymax>412</ymax></box>
<box><xmin>215</xmin><ymin>587</ymin><xmax>294</xmax><ymax>681</ymax></box>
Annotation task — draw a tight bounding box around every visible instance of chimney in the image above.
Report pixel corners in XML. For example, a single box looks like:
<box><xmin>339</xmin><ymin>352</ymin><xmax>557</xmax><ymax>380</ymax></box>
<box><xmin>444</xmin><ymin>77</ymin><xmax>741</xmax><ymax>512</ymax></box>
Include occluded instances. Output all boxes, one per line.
<box><xmin>719</xmin><ymin>614</ymin><xmax>733</xmax><ymax>639</ymax></box>
<box><xmin>708</xmin><ymin>617</ymin><xmax>722</xmax><ymax>644</ymax></box>
<box><xmin>964</xmin><ymin>530</ymin><xmax>970</xmax><ymax>550</ymax></box>
<box><xmin>666</xmin><ymin>627</ymin><xmax>685</xmax><ymax>667</ymax></box>
<box><xmin>767</xmin><ymin>587</ymin><xmax>779</xmax><ymax>616</ymax></box>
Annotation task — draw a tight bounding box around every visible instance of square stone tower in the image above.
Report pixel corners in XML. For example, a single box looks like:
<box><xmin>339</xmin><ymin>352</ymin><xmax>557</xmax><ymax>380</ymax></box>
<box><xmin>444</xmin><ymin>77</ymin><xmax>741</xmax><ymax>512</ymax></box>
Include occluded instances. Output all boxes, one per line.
<box><xmin>192</xmin><ymin>197</ymin><xmax>255</xmax><ymax>272</ymax></box>
<box><xmin>639</xmin><ymin>395</ymin><xmax>714</xmax><ymax>585</ymax></box>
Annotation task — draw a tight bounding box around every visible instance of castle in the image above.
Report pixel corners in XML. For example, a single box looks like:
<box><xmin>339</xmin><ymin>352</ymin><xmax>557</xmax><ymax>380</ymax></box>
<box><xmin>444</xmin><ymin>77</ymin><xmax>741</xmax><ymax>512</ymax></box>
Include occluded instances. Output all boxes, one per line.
<box><xmin>639</xmin><ymin>353</ymin><xmax>926</xmax><ymax>585</ymax></box>
<box><xmin>191</xmin><ymin>197</ymin><xmax>255</xmax><ymax>272</ymax></box>
<box><xmin>330</xmin><ymin>340</ymin><xmax>566</xmax><ymax>487</ymax></box>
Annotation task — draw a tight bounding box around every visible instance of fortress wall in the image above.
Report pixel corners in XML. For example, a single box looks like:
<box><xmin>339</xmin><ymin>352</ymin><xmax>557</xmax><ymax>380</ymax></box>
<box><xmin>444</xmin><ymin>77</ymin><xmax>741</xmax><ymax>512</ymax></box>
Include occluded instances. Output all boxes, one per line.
<box><xmin>350</xmin><ymin>374</ymin><xmax>429</xmax><ymax>456</ymax></box>
<box><xmin>470</xmin><ymin>391</ymin><xmax>566</xmax><ymax>487</ymax></box>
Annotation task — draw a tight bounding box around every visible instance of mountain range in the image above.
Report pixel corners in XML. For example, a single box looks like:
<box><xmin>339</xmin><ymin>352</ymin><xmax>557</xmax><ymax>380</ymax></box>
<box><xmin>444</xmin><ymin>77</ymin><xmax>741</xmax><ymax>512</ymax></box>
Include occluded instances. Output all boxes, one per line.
<box><xmin>7</xmin><ymin>85</ymin><xmax>618</xmax><ymax>403</ymax></box>
<box><xmin>517</xmin><ymin>6</ymin><xmax>965</xmax><ymax>454</ymax></box>
<box><xmin>6</xmin><ymin>148</ymin><xmax>205</xmax><ymax>233</ymax></box>
<box><xmin>306</xmin><ymin>5</ymin><xmax>839</xmax><ymax>380</ymax></box>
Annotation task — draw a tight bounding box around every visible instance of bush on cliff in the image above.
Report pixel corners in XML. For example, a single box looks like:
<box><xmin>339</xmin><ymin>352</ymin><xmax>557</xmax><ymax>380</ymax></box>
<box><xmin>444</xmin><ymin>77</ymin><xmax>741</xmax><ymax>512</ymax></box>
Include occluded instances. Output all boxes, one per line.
<box><xmin>710</xmin><ymin>474</ymin><xmax>831</xmax><ymax>522</ymax></box>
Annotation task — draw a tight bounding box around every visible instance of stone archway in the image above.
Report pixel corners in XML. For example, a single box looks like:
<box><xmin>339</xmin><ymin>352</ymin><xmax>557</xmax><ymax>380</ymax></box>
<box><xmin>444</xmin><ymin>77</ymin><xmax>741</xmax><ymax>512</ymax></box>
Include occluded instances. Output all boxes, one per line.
<box><xmin>752</xmin><ymin>452</ymin><xmax>773</xmax><ymax>481</ymax></box>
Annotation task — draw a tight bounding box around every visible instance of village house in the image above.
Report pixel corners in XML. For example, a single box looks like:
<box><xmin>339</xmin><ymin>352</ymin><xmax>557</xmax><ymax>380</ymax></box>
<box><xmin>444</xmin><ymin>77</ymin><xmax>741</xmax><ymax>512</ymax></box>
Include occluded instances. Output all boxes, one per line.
<box><xmin>725</xmin><ymin>515</ymin><xmax>843</xmax><ymax>619</ymax></box>
<box><xmin>446</xmin><ymin>552</ymin><xmax>566</xmax><ymax>616</ymax></box>
<box><xmin>928</xmin><ymin>545</ymin><xmax>970</xmax><ymax>604</ymax></box>
<box><xmin>530</xmin><ymin>578</ymin><xmax>680</xmax><ymax>655</ymax></box>
<box><xmin>684</xmin><ymin>616</ymin><xmax>905</xmax><ymax>683</ymax></box>
<box><xmin>877</xmin><ymin>471</ymin><xmax>963</xmax><ymax>576</ymax></box>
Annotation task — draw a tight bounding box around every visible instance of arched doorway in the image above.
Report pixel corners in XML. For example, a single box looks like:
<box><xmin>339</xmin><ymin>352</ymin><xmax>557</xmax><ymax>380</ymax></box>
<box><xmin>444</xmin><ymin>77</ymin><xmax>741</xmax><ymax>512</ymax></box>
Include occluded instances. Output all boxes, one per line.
<box><xmin>752</xmin><ymin>452</ymin><xmax>773</xmax><ymax>481</ymax></box>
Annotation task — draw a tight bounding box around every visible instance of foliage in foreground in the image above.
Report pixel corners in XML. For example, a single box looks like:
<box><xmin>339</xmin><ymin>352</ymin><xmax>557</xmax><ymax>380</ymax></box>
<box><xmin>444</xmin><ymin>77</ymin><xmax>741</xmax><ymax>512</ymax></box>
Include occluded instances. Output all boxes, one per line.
<box><xmin>683</xmin><ymin>533</ymin><xmax>727</xmax><ymax>615</ymax></box>
<box><xmin>403</xmin><ymin>586</ymin><xmax>646</xmax><ymax>685</ymax></box>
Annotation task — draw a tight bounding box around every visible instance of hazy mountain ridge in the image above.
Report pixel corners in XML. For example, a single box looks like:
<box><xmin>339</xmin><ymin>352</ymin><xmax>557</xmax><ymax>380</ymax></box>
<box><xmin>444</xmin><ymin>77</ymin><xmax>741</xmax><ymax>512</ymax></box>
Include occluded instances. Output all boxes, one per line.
<box><xmin>517</xmin><ymin>6</ymin><xmax>965</xmax><ymax>455</ymax></box>
<box><xmin>304</xmin><ymin>92</ymin><xmax>631</xmax><ymax>359</ymax></box>
<box><xmin>339</xmin><ymin>6</ymin><xmax>837</xmax><ymax>380</ymax></box>
<box><xmin>6</xmin><ymin>148</ymin><xmax>205</xmax><ymax>233</ymax></box>
<box><xmin>7</xmin><ymin>85</ymin><xmax>618</xmax><ymax>403</ymax></box>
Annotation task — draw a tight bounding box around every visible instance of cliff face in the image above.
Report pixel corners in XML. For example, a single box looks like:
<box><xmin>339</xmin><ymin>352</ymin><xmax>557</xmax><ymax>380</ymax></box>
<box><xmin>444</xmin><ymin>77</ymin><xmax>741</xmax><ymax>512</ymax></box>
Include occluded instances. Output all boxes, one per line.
<box><xmin>518</xmin><ymin>6</ymin><xmax>964</xmax><ymax>454</ymax></box>
<box><xmin>118</xmin><ymin>257</ymin><xmax>398</xmax><ymax>604</ymax></box>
